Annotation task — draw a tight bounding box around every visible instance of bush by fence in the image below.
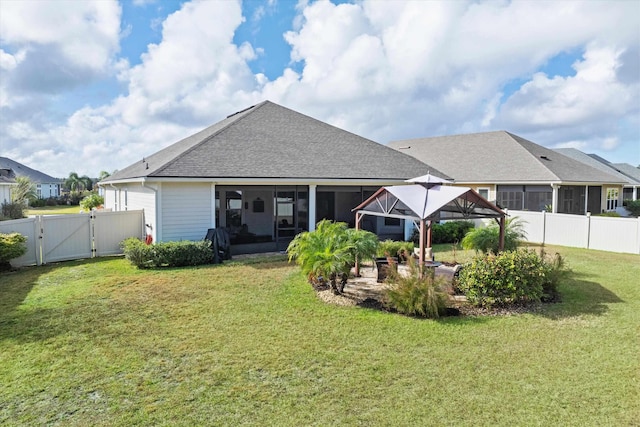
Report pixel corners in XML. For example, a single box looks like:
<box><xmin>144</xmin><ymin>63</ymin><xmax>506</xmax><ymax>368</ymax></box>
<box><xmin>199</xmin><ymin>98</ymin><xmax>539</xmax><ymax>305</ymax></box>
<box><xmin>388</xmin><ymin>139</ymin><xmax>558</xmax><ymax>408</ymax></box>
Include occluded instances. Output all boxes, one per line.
<box><xmin>121</xmin><ymin>238</ymin><xmax>214</xmax><ymax>268</ymax></box>
<box><xmin>0</xmin><ymin>232</ymin><xmax>27</xmax><ymax>270</ymax></box>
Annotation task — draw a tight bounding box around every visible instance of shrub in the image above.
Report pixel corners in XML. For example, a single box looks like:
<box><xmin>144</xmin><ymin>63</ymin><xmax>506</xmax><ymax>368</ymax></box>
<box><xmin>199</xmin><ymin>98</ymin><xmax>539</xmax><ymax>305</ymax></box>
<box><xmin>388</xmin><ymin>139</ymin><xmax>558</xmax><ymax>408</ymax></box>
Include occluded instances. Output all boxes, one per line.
<box><xmin>622</xmin><ymin>200</ymin><xmax>640</xmax><ymax>217</ymax></box>
<box><xmin>0</xmin><ymin>232</ymin><xmax>28</xmax><ymax>270</ymax></box>
<box><xmin>121</xmin><ymin>238</ymin><xmax>214</xmax><ymax>268</ymax></box>
<box><xmin>458</xmin><ymin>249</ymin><xmax>549</xmax><ymax>308</ymax></box>
<box><xmin>80</xmin><ymin>193</ymin><xmax>104</xmax><ymax>211</ymax></box>
<box><xmin>30</xmin><ymin>198</ymin><xmax>47</xmax><ymax>208</ymax></box>
<box><xmin>461</xmin><ymin>217</ymin><xmax>526</xmax><ymax>254</ymax></box>
<box><xmin>383</xmin><ymin>257</ymin><xmax>448</xmax><ymax>318</ymax></box>
<box><xmin>45</xmin><ymin>197</ymin><xmax>58</xmax><ymax>206</ymax></box>
<box><xmin>1</xmin><ymin>202</ymin><xmax>25</xmax><ymax>220</ymax></box>
<box><xmin>411</xmin><ymin>221</ymin><xmax>475</xmax><ymax>245</ymax></box>
<box><xmin>539</xmin><ymin>250</ymin><xmax>569</xmax><ymax>302</ymax></box>
<box><xmin>377</xmin><ymin>240</ymin><xmax>414</xmax><ymax>260</ymax></box>
<box><xmin>595</xmin><ymin>212</ymin><xmax>620</xmax><ymax>217</ymax></box>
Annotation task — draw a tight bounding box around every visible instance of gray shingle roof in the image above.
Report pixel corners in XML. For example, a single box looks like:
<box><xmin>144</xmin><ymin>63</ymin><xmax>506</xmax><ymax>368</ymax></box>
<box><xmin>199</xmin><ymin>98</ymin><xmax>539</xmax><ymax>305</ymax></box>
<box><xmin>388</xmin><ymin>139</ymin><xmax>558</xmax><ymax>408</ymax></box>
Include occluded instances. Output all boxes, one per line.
<box><xmin>388</xmin><ymin>131</ymin><xmax>626</xmax><ymax>184</ymax></box>
<box><xmin>104</xmin><ymin>101</ymin><xmax>448</xmax><ymax>182</ymax></box>
<box><xmin>0</xmin><ymin>157</ymin><xmax>59</xmax><ymax>184</ymax></box>
<box><xmin>611</xmin><ymin>163</ymin><xmax>640</xmax><ymax>184</ymax></box>
<box><xmin>554</xmin><ymin>148</ymin><xmax>635</xmax><ymax>184</ymax></box>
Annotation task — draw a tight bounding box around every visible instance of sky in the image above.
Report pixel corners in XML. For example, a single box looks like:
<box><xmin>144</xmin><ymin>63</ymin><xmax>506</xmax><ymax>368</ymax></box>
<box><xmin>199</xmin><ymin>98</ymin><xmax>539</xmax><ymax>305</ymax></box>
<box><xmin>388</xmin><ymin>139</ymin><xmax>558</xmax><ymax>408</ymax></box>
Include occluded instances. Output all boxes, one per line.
<box><xmin>0</xmin><ymin>0</ymin><xmax>639</xmax><ymax>179</ymax></box>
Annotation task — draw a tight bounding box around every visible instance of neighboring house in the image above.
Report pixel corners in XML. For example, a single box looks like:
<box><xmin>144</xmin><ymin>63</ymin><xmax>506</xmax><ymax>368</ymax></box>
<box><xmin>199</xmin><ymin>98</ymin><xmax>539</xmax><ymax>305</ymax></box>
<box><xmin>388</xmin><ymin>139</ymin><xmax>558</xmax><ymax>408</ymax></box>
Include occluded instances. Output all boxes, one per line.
<box><xmin>0</xmin><ymin>168</ymin><xmax>16</xmax><ymax>204</ymax></box>
<box><xmin>611</xmin><ymin>163</ymin><xmax>640</xmax><ymax>201</ymax></box>
<box><xmin>388</xmin><ymin>131</ymin><xmax>626</xmax><ymax>215</ymax></box>
<box><xmin>554</xmin><ymin>148</ymin><xmax>640</xmax><ymax>206</ymax></box>
<box><xmin>100</xmin><ymin>101</ymin><xmax>448</xmax><ymax>252</ymax></box>
<box><xmin>0</xmin><ymin>157</ymin><xmax>61</xmax><ymax>199</ymax></box>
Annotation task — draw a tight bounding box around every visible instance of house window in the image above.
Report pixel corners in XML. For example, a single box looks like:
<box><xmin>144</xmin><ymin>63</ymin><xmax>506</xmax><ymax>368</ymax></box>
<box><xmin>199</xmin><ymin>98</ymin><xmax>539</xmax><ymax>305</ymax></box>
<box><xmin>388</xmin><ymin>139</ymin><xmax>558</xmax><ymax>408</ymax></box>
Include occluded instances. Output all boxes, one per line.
<box><xmin>496</xmin><ymin>186</ymin><xmax>524</xmax><ymax>210</ymax></box>
<box><xmin>606</xmin><ymin>188</ymin><xmax>619</xmax><ymax>211</ymax></box>
<box><xmin>384</xmin><ymin>217</ymin><xmax>401</xmax><ymax>226</ymax></box>
<box><xmin>477</xmin><ymin>188</ymin><xmax>489</xmax><ymax>200</ymax></box>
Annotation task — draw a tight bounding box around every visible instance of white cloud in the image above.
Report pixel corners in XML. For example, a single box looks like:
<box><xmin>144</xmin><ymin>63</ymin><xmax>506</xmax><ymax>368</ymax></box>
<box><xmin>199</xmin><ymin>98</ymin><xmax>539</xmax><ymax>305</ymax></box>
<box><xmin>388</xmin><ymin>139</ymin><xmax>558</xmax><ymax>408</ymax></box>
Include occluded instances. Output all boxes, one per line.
<box><xmin>1</xmin><ymin>0</ymin><xmax>639</xmax><ymax>176</ymax></box>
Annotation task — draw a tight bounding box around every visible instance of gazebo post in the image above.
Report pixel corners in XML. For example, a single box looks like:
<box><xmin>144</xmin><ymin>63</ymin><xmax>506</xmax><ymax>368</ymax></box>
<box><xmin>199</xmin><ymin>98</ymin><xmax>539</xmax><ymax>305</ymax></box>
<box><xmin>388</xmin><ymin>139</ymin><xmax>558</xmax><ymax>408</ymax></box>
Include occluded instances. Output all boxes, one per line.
<box><xmin>427</xmin><ymin>220</ymin><xmax>433</xmax><ymax>251</ymax></box>
<box><xmin>419</xmin><ymin>219</ymin><xmax>426</xmax><ymax>276</ymax></box>
<box><xmin>355</xmin><ymin>212</ymin><xmax>361</xmax><ymax>277</ymax></box>
<box><xmin>498</xmin><ymin>215</ymin><xmax>505</xmax><ymax>252</ymax></box>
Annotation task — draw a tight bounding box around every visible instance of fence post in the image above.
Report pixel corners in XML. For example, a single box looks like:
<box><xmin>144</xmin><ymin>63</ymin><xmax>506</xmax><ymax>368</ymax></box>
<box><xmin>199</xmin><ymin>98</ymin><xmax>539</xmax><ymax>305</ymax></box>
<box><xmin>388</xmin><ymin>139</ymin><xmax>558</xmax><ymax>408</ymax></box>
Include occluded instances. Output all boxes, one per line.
<box><xmin>37</xmin><ymin>215</ymin><xmax>44</xmax><ymax>266</ymax></box>
<box><xmin>541</xmin><ymin>210</ymin><xmax>546</xmax><ymax>245</ymax></box>
<box><xmin>586</xmin><ymin>212</ymin><xmax>591</xmax><ymax>249</ymax></box>
<box><xmin>637</xmin><ymin>216</ymin><xmax>640</xmax><ymax>255</ymax></box>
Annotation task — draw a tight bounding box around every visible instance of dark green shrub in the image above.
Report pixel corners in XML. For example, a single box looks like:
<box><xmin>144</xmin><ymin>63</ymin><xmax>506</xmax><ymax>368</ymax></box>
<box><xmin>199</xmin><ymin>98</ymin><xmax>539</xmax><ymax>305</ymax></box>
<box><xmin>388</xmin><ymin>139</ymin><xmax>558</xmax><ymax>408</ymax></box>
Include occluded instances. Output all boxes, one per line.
<box><xmin>45</xmin><ymin>197</ymin><xmax>58</xmax><ymax>206</ymax></box>
<box><xmin>457</xmin><ymin>250</ymin><xmax>547</xmax><ymax>308</ymax></box>
<box><xmin>411</xmin><ymin>221</ymin><xmax>475</xmax><ymax>245</ymax></box>
<box><xmin>461</xmin><ymin>217</ymin><xmax>526</xmax><ymax>253</ymax></box>
<box><xmin>1</xmin><ymin>202</ymin><xmax>25</xmax><ymax>220</ymax></box>
<box><xmin>0</xmin><ymin>232</ymin><xmax>28</xmax><ymax>270</ymax></box>
<box><xmin>595</xmin><ymin>212</ymin><xmax>620</xmax><ymax>217</ymax></box>
<box><xmin>622</xmin><ymin>200</ymin><xmax>640</xmax><ymax>216</ymax></box>
<box><xmin>30</xmin><ymin>198</ymin><xmax>47</xmax><ymax>208</ymax></box>
<box><xmin>377</xmin><ymin>239</ymin><xmax>414</xmax><ymax>260</ymax></box>
<box><xmin>383</xmin><ymin>257</ymin><xmax>448</xmax><ymax>318</ymax></box>
<box><xmin>121</xmin><ymin>238</ymin><xmax>214</xmax><ymax>268</ymax></box>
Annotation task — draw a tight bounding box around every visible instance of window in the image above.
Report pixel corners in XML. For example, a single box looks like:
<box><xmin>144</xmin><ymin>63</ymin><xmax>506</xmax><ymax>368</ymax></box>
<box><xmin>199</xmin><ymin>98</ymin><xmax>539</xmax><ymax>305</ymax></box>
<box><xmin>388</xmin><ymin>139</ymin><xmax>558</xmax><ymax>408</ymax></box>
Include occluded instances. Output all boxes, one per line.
<box><xmin>384</xmin><ymin>217</ymin><xmax>401</xmax><ymax>226</ymax></box>
<box><xmin>226</xmin><ymin>191</ymin><xmax>242</xmax><ymax>227</ymax></box>
<box><xmin>477</xmin><ymin>188</ymin><xmax>489</xmax><ymax>200</ymax></box>
<box><xmin>606</xmin><ymin>188</ymin><xmax>619</xmax><ymax>211</ymax></box>
<box><xmin>496</xmin><ymin>186</ymin><xmax>524</xmax><ymax>210</ymax></box>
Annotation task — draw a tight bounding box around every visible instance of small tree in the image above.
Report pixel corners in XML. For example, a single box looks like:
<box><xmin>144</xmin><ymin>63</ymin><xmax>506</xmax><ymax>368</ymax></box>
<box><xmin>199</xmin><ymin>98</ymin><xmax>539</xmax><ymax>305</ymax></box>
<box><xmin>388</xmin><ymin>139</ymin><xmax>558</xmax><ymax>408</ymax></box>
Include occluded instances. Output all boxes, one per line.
<box><xmin>80</xmin><ymin>193</ymin><xmax>104</xmax><ymax>211</ymax></box>
<box><xmin>0</xmin><ymin>232</ymin><xmax>27</xmax><ymax>270</ymax></box>
<box><xmin>287</xmin><ymin>220</ymin><xmax>379</xmax><ymax>294</ymax></box>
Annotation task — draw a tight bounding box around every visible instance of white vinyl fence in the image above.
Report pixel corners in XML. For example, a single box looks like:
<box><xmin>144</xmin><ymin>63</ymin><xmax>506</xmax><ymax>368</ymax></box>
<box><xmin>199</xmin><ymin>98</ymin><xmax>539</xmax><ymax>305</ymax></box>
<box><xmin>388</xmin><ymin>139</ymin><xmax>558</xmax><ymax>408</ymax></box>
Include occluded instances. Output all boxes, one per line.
<box><xmin>0</xmin><ymin>210</ymin><xmax>144</xmax><ymax>267</ymax></box>
<box><xmin>508</xmin><ymin>210</ymin><xmax>640</xmax><ymax>254</ymax></box>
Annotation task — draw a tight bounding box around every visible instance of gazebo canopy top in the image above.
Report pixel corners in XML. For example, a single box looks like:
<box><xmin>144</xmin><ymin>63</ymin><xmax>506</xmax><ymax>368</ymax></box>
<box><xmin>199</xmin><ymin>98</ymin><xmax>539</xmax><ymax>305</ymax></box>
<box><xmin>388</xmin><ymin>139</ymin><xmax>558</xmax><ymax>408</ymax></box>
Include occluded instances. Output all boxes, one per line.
<box><xmin>352</xmin><ymin>184</ymin><xmax>504</xmax><ymax>221</ymax></box>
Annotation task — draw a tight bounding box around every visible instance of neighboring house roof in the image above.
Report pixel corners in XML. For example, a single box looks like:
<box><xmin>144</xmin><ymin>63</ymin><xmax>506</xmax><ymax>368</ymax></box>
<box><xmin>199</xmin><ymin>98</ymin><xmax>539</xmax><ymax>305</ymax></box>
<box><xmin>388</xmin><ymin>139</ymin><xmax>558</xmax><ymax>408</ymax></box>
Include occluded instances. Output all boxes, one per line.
<box><xmin>388</xmin><ymin>131</ymin><xmax>626</xmax><ymax>185</ymax></box>
<box><xmin>554</xmin><ymin>148</ymin><xmax>636</xmax><ymax>185</ymax></box>
<box><xmin>0</xmin><ymin>157</ymin><xmax>60</xmax><ymax>184</ymax></box>
<box><xmin>104</xmin><ymin>101</ymin><xmax>448</xmax><ymax>183</ymax></box>
<box><xmin>611</xmin><ymin>163</ymin><xmax>640</xmax><ymax>184</ymax></box>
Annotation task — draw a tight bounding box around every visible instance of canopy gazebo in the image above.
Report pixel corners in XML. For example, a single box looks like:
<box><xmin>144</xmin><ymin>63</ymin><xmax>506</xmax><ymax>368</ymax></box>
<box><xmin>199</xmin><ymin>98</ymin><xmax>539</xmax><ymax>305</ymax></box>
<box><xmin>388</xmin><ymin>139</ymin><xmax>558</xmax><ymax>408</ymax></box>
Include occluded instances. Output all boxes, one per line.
<box><xmin>352</xmin><ymin>174</ymin><xmax>506</xmax><ymax>275</ymax></box>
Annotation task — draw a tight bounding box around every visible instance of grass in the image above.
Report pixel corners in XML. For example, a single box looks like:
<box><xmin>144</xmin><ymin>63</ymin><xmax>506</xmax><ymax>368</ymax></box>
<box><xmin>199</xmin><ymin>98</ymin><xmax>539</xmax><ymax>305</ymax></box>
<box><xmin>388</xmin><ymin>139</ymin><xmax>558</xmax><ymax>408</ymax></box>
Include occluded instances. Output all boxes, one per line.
<box><xmin>1</xmin><ymin>246</ymin><xmax>638</xmax><ymax>426</ymax></box>
<box><xmin>26</xmin><ymin>205</ymin><xmax>84</xmax><ymax>216</ymax></box>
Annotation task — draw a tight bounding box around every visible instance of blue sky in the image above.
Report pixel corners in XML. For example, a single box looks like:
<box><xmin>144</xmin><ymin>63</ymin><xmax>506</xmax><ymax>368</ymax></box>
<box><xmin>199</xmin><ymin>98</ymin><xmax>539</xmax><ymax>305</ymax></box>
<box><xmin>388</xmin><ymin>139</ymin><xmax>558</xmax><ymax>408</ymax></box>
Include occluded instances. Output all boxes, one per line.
<box><xmin>0</xmin><ymin>0</ymin><xmax>638</xmax><ymax>177</ymax></box>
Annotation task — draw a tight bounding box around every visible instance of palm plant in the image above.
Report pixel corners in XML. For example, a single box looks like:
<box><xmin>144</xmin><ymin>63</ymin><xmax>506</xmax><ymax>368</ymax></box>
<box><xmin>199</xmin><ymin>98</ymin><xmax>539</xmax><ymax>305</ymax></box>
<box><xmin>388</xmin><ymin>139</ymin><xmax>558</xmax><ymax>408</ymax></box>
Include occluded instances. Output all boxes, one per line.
<box><xmin>287</xmin><ymin>220</ymin><xmax>378</xmax><ymax>294</ymax></box>
<box><xmin>461</xmin><ymin>216</ymin><xmax>527</xmax><ymax>253</ymax></box>
<box><xmin>11</xmin><ymin>177</ymin><xmax>37</xmax><ymax>205</ymax></box>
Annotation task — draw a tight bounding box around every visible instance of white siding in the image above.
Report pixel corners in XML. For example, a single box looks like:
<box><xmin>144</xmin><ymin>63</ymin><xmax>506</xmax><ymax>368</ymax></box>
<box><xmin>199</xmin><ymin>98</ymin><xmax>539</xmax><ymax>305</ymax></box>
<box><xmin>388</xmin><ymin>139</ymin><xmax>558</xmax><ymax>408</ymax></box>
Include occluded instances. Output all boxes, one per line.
<box><xmin>161</xmin><ymin>183</ymin><xmax>212</xmax><ymax>241</ymax></box>
<box><xmin>0</xmin><ymin>184</ymin><xmax>11</xmax><ymax>204</ymax></box>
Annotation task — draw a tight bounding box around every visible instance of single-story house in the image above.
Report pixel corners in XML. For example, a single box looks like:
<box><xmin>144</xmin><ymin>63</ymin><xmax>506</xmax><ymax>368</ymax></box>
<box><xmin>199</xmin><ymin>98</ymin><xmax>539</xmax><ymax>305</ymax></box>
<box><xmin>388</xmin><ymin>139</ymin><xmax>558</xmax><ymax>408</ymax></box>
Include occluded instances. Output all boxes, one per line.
<box><xmin>611</xmin><ymin>163</ymin><xmax>640</xmax><ymax>201</ymax></box>
<box><xmin>388</xmin><ymin>131</ymin><xmax>627</xmax><ymax>215</ymax></box>
<box><xmin>0</xmin><ymin>157</ymin><xmax>61</xmax><ymax>199</ymax></box>
<box><xmin>100</xmin><ymin>101</ymin><xmax>448</xmax><ymax>253</ymax></box>
<box><xmin>554</xmin><ymin>148</ymin><xmax>640</xmax><ymax>206</ymax></box>
<box><xmin>0</xmin><ymin>168</ymin><xmax>16</xmax><ymax>205</ymax></box>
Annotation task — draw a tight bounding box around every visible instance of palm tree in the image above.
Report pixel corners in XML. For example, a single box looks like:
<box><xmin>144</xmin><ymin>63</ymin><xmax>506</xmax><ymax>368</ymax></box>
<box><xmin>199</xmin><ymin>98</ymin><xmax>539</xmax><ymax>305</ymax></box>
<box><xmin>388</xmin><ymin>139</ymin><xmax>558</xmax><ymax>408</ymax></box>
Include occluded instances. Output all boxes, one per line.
<box><xmin>64</xmin><ymin>172</ymin><xmax>83</xmax><ymax>192</ymax></box>
<box><xmin>98</xmin><ymin>170</ymin><xmax>111</xmax><ymax>182</ymax></box>
<box><xmin>287</xmin><ymin>220</ymin><xmax>379</xmax><ymax>294</ymax></box>
<box><xmin>11</xmin><ymin>177</ymin><xmax>37</xmax><ymax>205</ymax></box>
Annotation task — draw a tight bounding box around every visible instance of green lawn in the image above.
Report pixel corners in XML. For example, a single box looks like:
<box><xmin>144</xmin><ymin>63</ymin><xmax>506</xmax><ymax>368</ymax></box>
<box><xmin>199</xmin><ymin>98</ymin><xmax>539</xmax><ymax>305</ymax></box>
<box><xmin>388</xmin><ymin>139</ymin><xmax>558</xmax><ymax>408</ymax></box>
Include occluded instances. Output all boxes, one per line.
<box><xmin>1</xmin><ymin>246</ymin><xmax>638</xmax><ymax>426</ymax></box>
<box><xmin>25</xmin><ymin>205</ymin><xmax>84</xmax><ymax>216</ymax></box>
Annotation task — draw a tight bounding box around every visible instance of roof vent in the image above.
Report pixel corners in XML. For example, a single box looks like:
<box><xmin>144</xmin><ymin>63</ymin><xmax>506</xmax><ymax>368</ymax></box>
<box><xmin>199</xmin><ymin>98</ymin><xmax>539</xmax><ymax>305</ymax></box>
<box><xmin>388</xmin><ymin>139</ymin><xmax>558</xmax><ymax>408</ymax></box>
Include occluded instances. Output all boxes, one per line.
<box><xmin>398</xmin><ymin>146</ymin><xmax>411</xmax><ymax>150</ymax></box>
<box><xmin>145</xmin><ymin>163</ymin><xmax>149</xmax><ymax>170</ymax></box>
<box><xmin>540</xmin><ymin>155</ymin><xmax>550</xmax><ymax>161</ymax></box>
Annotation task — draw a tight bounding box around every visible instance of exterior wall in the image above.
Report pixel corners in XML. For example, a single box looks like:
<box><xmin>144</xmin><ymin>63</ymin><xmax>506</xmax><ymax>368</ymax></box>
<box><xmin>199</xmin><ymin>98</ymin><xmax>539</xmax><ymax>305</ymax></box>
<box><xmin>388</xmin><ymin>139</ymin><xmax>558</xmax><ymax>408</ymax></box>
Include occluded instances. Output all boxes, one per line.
<box><xmin>161</xmin><ymin>182</ymin><xmax>212</xmax><ymax>241</ymax></box>
<box><xmin>36</xmin><ymin>183</ymin><xmax>60</xmax><ymax>199</ymax></box>
<box><xmin>0</xmin><ymin>184</ymin><xmax>11</xmax><ymax>204</ymax></box>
